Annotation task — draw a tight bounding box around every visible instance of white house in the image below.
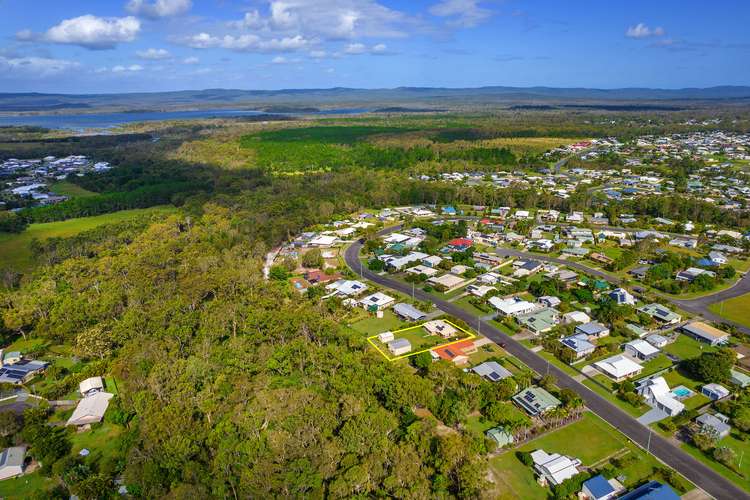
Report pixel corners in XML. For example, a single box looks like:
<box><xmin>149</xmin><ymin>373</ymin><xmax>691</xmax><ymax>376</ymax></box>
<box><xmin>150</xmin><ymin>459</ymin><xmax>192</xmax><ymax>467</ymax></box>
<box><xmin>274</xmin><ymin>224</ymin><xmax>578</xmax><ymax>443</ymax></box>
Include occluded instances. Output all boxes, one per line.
<box><xmin>636</xmin><ymin>377</ymin><xmax>684</xmax><ymax>417</ymax></box>
<box><xmin>359</xmin><ymin>292</ymin><xmax>396</xmax><ymax>311</ymax></box>
<box><xmin>594</xmin><ymin>355</ymin><xmax>643</xmax><ymax>382</ymax></box>
<box><xmin>562</xmin><ymin>311</ymin><xmax>591</xmax><ymax>325</ymax></box>
<box><xmin>326</xmin><ymin>280</ymin><xmax>368</xmax><ymax>297</ymax></box>
<box><xmin>702</xmin><ymin>383</ymin><xmax>731</xmax><ymax>401</ymax></box>
<box><xmin>489</xmin><ymin>297</ymin><xmax>536</xmax><ymax>317</ymax></box>
<box><xmin>79</xmin><ymin>376</ymin><xmax>105</xmax><ymax>397</ymax></box>
<box><xmin>387</xmin><ymin>338</ymin><xmax>412</xmax><ymax>356</ymax></box>
<box><xmin>67</xmin><ymin>392</ymin><xmax>115</xmax><ymax>427</ymax></box>
<box><xmin>609</xmin><ymin>288</ymin><xmax>636</xmax><ymax>306</ymax></box>
<box><xmin>0</xmin><ymin>447</ymin><xmax>26</xmax><ymax>481</ymax></box>
<box><xmin>423</xmin><ymin>320</ymin><xmax>458</xmax><ymax>338</ymax></box>
<box><xmin>623</xmin><ymin>339</ymin><xmax>660</xmax><ymax>361</ymax></box>
<box><xmin>377</xmin><ymin>331</ymin><xmax>394</xmax><ymax>343</ymax></box>
<box><xmin>530</xmin><ymin>449</ymin><xmax>582</xmax><ymax>486</ymax></box>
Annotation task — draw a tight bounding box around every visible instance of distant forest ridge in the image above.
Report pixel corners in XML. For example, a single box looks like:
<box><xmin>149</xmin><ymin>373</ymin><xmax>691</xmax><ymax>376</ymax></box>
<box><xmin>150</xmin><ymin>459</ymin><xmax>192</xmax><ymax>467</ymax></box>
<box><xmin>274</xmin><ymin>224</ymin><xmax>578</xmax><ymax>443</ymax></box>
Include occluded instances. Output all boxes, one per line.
<box><xmin>2</xmin><ymin>85</ymin><xmax>750</xmax><ymax>112</ymax></box>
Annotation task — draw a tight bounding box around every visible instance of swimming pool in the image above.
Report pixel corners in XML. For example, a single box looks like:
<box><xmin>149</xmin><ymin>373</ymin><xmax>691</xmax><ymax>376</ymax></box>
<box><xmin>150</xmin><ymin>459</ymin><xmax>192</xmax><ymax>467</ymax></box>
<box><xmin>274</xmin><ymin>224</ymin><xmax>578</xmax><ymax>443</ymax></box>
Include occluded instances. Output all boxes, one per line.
<box><xmin>672</xmin><ymin>386</ymin><xmax>692</xmax><ymax>398</ymax></box>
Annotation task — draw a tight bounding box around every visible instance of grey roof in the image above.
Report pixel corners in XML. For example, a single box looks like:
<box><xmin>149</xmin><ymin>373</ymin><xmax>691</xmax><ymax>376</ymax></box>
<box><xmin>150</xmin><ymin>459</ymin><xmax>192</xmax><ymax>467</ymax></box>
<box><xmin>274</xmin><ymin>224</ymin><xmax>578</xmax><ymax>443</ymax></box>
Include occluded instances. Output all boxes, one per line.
<box><xmin>513</xmin><ymin>386</ymin><xmax>561</xmax><ymax>415</ymax></box>
<box><xmin>696</xmin><ymin>414</ymin><xmax>731</xmax><ymax>436</ymax></box>
<box><xmin>0</xmin><ymin>360</ymin><xmax>48</xmax><ymax>384</ymax></box>
<box><xmin>393</xmin><ymin>303</ymin><xmax>427</xmax><ymax>320</ymax></box>
<box><xmin>388</xmin><ymin>338</ymin><xmax>411</xmax><ymax>349</ymax></box>
<box><xmin>561</xmin><ymin>334</ymin><xmax>595</xmax><ymax>353</ymax></box>
<box><xmin>576</xmin><ymin>321</ymin><xmax>608</xmax><ymax>335</ymax></box>
<box><xmin>472</xmin><ymin>361</ymin><xmax>512</xmax><ymax>381</ymax></box>
<box><xmin>0</xmin><ymin>447</ymin><xmax>25</xmax><ymax>468</ymax></box>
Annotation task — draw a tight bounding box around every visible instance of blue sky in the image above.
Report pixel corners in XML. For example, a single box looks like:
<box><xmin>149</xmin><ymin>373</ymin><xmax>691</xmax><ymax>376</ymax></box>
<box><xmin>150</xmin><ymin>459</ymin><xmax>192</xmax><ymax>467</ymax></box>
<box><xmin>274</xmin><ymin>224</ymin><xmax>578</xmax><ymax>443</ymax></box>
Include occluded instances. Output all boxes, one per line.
<box><xmin>1</xmin><ymin>0</ymin><xmax>748</xmax><ymax>93</ymax></box>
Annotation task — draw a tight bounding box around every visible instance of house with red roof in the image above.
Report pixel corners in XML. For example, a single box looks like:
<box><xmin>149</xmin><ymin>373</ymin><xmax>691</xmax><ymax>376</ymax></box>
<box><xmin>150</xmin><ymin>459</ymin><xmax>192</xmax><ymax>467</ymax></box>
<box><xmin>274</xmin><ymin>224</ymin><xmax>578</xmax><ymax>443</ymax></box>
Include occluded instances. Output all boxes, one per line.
<box><xmin>431</xmin><ymin>340</ymin><xmax>477</xmax><ymax>365</ymax></box>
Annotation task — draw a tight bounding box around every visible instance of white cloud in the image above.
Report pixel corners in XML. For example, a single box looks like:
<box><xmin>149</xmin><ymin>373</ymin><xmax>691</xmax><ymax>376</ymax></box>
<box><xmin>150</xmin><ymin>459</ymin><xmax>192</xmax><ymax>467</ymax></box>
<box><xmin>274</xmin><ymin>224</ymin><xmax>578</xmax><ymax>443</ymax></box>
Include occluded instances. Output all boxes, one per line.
<box><xmin>181</xmin><ymin>32</ymin><xmax>310</xmax><ymax>52</ymax></box>
<box><xmin>626</xmin><ymin>23</ymin><xmax>665</xmax><ymax>39</ymax></box>
<box><xmin>228</xmin><ymin>0</ymin><xmax>410</xmax><ymax>40</ymax></box>
<box><xmin>0</xmin><ymin>55</ymin><xmax>80</xmax><ymax>77</ymax></box>
<box><xmin>136</xmin><ymin>48</ymin><xmax>171</xmax><ymax>60</ymax></box>
<box><xmin>344</xmin><ymin>42</ymin><xmax>391</xmax><ymax>55</ymax></box>
<box><xmin>20</xmin><ymin>15</ymin><xmax>141</xmax><ymax>50</ymax></box>
<box><xmin>182</xmin><ymin>56</ymin><xmax>200</xmax><ymax>64</ymax></box>
<box><xmin>429</xmin><ymin>0</ymin><xmax>491</xmax><ymax>28</ymax></box>
<box><xmin>309</xmin><ymin>50</ymin><xmax>327</xmax><ymax>59</ymax></box>
<box><xmin>112</xmin><ymin>64</ymin><xmax>144</xmax><ymax>72</ymax></box>
<box><xmin>126</xmin><ymin>0</ymin><xmax>192</xmax><ymax>19</ymax></box>
<box><xmin>272</xmin><ymin>56</ymin><xmax>288</xmax><ymax>64</ymax></box>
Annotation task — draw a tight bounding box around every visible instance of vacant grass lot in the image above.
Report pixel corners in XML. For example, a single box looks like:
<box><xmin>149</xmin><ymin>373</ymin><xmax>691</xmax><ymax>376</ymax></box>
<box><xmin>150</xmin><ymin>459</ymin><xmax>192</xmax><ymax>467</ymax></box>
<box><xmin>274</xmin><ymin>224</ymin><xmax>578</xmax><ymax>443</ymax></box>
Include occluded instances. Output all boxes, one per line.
<box><xmin>663</xmin><ymin>334</ymin><xmax>717</xmax><ymax>361</ymax></box>
<box><xmin>349</xmin><ymin>310</ymin><xmax>408</xmax><ymax>336</ymax></box>
<box><xmin>49</xmin><ymin>181</ymin><xmax>97</xmax><ymax>198</ymax></box>
<box><xmin>681</xmin><ymin>430</ymin><xmax>750</xmax><ymax>491</ymax></box>
<box><xmin>709</xmin><ymin>293</ymin><xmax>750</xmax><ymax>328</ymax></box>
<box><xmin>0</xmin><ymin>206</ymin><xmax>177</xmax><ymax>272</ymax></box>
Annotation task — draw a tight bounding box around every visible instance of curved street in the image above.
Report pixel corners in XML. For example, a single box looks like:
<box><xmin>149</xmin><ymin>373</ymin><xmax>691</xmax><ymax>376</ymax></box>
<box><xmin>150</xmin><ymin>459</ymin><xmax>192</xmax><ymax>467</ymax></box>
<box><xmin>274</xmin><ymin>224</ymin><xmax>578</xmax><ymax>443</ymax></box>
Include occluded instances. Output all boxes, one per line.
<box><xmin>344</xmin><ymin>226</ymin><xmax>750</xmax><ymax>499</ymax></box>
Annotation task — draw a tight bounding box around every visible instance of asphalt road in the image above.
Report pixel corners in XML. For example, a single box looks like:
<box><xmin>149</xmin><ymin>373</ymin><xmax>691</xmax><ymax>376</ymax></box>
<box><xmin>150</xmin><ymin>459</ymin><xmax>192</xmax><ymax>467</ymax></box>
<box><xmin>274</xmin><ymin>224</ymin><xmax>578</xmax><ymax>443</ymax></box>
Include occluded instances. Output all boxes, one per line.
<box><xmin>345</xmin><ymin>227</ymin><xmax>750</xmax><ymax>499</ymax></box>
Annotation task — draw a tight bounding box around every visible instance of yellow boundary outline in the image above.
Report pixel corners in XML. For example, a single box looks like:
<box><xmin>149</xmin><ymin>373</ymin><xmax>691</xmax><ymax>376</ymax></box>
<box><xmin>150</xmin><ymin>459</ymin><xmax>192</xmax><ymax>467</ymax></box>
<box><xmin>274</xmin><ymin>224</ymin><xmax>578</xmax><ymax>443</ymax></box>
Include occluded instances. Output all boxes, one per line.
<box><xmin>367</xmin><ymin>319</ymin><xmax>477</xmax><ymax>362</ymax></box>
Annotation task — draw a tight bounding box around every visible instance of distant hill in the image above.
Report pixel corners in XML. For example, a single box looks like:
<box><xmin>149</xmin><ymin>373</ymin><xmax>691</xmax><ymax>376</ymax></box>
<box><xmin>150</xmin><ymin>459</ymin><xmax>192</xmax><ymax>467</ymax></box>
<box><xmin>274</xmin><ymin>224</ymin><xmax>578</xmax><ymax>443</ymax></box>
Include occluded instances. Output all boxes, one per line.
<box><xmin>2</xmin><ymin>86</ymin><xmax>750</xmax><ymax>112</ymax></box>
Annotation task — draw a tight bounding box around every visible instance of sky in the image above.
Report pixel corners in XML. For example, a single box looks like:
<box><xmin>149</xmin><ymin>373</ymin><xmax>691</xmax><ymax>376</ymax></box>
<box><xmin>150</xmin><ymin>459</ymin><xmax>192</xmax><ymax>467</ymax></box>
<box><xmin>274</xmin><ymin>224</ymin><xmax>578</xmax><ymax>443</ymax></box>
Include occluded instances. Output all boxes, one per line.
<box><xmin>1</xmin><ymin>0</ymin><xmax>749</xmax><ymax>93</ymax></box>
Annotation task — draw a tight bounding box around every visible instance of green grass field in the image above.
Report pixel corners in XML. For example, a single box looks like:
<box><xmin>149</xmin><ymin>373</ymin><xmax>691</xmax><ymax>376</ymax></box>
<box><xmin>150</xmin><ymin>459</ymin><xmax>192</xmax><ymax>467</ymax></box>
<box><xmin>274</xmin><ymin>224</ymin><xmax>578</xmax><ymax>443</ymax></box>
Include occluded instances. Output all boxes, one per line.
<box><xmin>250</xmin><ymin>125</ymin><xmax>415</xmax><ymax>144</ymax></box>
<box><xmin>663</xmin><ymin>334</ymin><xmax>717</xmax><ymax>361</ymax></box>
<box><xmin>349</xmin><ymin>310</ymin><xmax>408</xmax><ymax>336</ymax></box>
<box><xmin>0</xmin><ymin>471</ymin><xmax>54</xmax><ymax>499</ymax></box>
<box><xmin>709</xmin><ymin>293</ymin><xmax>750</xmax><ymax>328</ymax></box>
<box><xmin>0</xmin><ymin>206</ymin><xmax>177</xmax><ymax>272</ymax></box>
<box><xmin>70</xmin><ymin>422</ymin><xmax>125</xmax><ymax>463</ymax></box>
<box><xmin>681</xmin><ymin>430</ymin><xmax>750</xmax><ymax>491</ymax></box>
<box><xmin>49</xmin><ymin>181</ymin><xmax>97</xmax><ymax>198</ymax></box>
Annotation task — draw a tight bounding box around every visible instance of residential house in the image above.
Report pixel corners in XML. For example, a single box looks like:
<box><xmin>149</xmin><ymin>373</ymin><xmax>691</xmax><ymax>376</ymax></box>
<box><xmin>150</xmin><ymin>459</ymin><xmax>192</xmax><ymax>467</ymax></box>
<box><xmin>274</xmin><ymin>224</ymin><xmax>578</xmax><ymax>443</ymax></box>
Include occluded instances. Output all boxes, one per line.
<box><xmin>581</xmin><ymin>474</ymin><xmax>620</xmax><ymax>500</ymax></box>
<box><xmin>489</xmin><ymin>297</ymin><xmax>536</xmax><ymax>317</ymax></box>
<box><xmin>618</xmin><ymin>481</ymin><xmax>680</xmax><ymax>500</ymax></box>
<box><xmin>730</xmin><ymin>369</ymin><xmax>750</xmax><ymax>388</ymax></box>
<box><xmin>304</xmin><ymin>269</ymin><xmax>342</xmax><ymax>284</ymax></box>
<box><xmin>474</xmin><ymin>253</ymin><xmax>503</xmax><ymax>267</ymax></box>
<box><xmin>67</xmin><ymin>392</ymin><xmax>115</xmax><ymax>427</ymax></box>
<box><xmin>546</xmin><ymin>268</ymin><xmax>578</xmax><ymax>285</ymax></box>
<box><xmin>590</xmin><ymin>253</ymin><xmax>614</xmax><ymax>266</ymax></box>
<box><xmin>423</xmin><ymin>320</ymin><xmax>458</xmax><ymax>338</ymax></box>
<box><xmin>680</xmin><ymin>322</ymin><xmax>729</xmax><ymax>346</ymax></box>
<box><xmin>393</xmin><ymin>303</ymin><xmax>427</xmax><ymax>322</ymax></box>
<box><xmin>486</xmin><ymin>427</ymin><xmax>514</xmax><ymax>448</ymax></box>
<box><xmin>308</xmin><ymin>234</ymin><xmax>338</xmax><ymax>247</ymax></box>
<box><xmin>708</xmin><ymin>251</ymin><xmax>728</xmax><ymax>265</ymax></box>
<box><xmin>471</xmin><ymin>361</ymin><xmax>513</xmax><ymax>382</ymax></box>
<box><xmin>638</xmin><ymin>304</ymin><xmax>682</xmax><ymax>325</ymax></box>
<box><xmin>513</xmin><ymin>260</ymin><xmax>543</xmax><ymax>277</ymax></box>
<box><xmin>421</xmin><ymin>255</ymin><xmax>443</xmax><ymax>267</ymax></box>
<box><xmin>513</xmin><ymin>386</ymin><xmax>561</xmax><ymax>416</ymax></box>
<box><xmin>516</xmin><ymin>307</ymin><xmax>559</xmax><ymax>334</ymax></box>
<box><xmin>676</xmin><ymin>267</ymin><xmax>716</xmax><ymax>282</ymax></box>
<box><xmin>1</xmin><ymin>351</ymin><xmax>22</xmax><ymax>365</ymax></box>
<box><xmin>701</xmin><ymin>383</ymin><xmax>730</xmax><ymax>401</ymax></box>
<box><xmin>562</xmin><ymin>247</ymin><xmax>590</xmax><ymax>257</ymax></box>
<box><xmin>575</xmin><ymin>321</ymin><xmax>610</xmax><ymax>339</ymax></box>
<box><xmin>635</xmin><ymin>377</ymin><xmax>684</xmax><ymax>417</ymax></box>
<box><xmin>477</xmin><ymin>272</ymin><xmax>502</xmax><ymax>285</ymax></box>
<box><xmin>388</xmin><ymin>338</ymin><xmax>412</xmax><ymax>356</ymax></box>
<box><xmin>382</xmin><ymin>251</ymin><xmax>429</xmax><ymax>271</ymax></box>
<box><xmin>466</xmin><ymin>284</ymin><xmax>496</xmax><ymax>298</ymax></box>
<box><xmin>594</xmin><ymin>355</ymin><xmax>643</xmax><ymax>382</ymax></box>
<box><xmin>646</xmin><ymin>334</ymin><xmax>669</xmax><ymax>348</ymax></box>
<box><xmin>696</xmin><ymin>413</ymin><xmax>731</xmax><ymax>438</ymax></box>
<box><xmin>530</xmin><ymin>449</ymin><xmax>582</xmax><ymax>486</ymax></box>
<box><xmin>0</xmin><ymin>359</ymin><xmax>48</xmax><ymax>385</ymax></box>
<box><xmin>628</xmin><ymin>266</ymin><xmax>649</xmax><ymax>280</ymax></box>
<box><xmin>432</xmin><ymin>340</ymin><xmax>476</xmax><ymax>365</ymax></box>
<box><xmin>624</xmin><ymin>339</ymin><xmax>660</xmax><ymax>361</ymax></box>
<box><xmin>359</xmin><ymin>292</ymin><xmax>396</xmax><ymax>311</ymax></box>
<box><xmin>609</xmin><ymin>288</ymin><xmax>636</xmax><ymax>306</ymax></box>
<box><xmin>562</xmin><ymin>311</ymin><xmax>591</xmax><ymax>325</ymax></box>
<box><xmin>79</xmin><ymin>377</ymin><xmax>105</xmax><ymax>397</ymax></box>
<box><xmin>406</xmin><ymin>265</ymin><xmax>439</xmax><ymax>277</ymax></box>
<box><xmin>560</xmin><ymin>334</ymin><xmax>596</xmax><ymax>359</ymax></box>
<box><xmin>377</xmin><ymin>331</ymin><xmax>394</xmax><ymax>343</ymax></box>
<box><xmin>625</xmin><ymin>323</ymin><xmax>649</xmax><ymax>338</ymax></box>
<box><xmin>450</xmin><ymin>264</ymin><xmax>470</xmax><ymax>275</ymax></box>
<box><xmin>427</xmin><ymin>274</ymin><xmax>467</xmax><ymax>292</ymax></box>
<box><xmin>326</xmin><ymin>279</ymin><xmax>368</xmax><ymax>297</ymax></box>
<box><xmin>538</xmin><ymin>296</ymin><xmax>561</xmax><ymax>308</ymax></box>
<box><xmin>0</xmin><ymin>446</ymin><xmax>26</xmax><ymax>481</ymax></box>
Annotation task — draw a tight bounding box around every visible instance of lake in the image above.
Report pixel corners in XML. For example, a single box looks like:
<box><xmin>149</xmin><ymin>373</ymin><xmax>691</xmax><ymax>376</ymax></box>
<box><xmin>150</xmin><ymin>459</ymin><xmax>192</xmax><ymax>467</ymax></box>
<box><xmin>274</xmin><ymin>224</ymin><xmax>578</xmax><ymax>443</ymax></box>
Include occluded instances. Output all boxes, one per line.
<box><xmin>0</xmin><ymin>108</ymin><xmax>371</xmax><ymax>130</ymax></box>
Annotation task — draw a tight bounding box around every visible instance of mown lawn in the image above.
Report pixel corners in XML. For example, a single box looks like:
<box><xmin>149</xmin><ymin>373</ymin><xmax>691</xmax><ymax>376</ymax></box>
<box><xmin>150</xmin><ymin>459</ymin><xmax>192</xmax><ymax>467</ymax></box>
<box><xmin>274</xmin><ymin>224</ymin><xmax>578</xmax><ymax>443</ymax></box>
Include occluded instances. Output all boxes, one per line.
<box><xmin>663</xmin><ymin>334</ymin><xmax>716</xmax><ymax>361</ymax></box>
<box><xmin>49</xmin><ymin>181</ymin><xmax>97</xmax><ymax>198</ymax></box>
<box><xmin>0</xmin><ymin>206</ymin><xmax>178</xmax><ymax>272</ymax></box>
<box><xmin>70</xmin><ymin>422</ymin><xmax>125</xmax><ymax>464</ymax></box>
<box><xmin>349</xmin><ymin>310</ymin><xmax>407</xmax><ymax>336</ymax></box>
<box><xmin>709</xmin><ymin>293</ymin><xmax>750</xmax><ymax>328</ymax></box>
<box><xmin>0</xmin><ymin>471</ymin><xmax>54</xmax><ymax>499</ymax></box>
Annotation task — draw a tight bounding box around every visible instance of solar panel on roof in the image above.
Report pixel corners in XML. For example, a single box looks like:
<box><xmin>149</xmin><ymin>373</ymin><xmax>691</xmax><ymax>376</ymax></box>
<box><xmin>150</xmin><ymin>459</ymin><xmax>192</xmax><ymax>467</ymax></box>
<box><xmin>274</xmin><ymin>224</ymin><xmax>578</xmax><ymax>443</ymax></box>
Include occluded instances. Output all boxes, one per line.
<box><xmin>488</xmin><ymin>372</ymin><xmax>500</xmax><ymax>381</ymax></box>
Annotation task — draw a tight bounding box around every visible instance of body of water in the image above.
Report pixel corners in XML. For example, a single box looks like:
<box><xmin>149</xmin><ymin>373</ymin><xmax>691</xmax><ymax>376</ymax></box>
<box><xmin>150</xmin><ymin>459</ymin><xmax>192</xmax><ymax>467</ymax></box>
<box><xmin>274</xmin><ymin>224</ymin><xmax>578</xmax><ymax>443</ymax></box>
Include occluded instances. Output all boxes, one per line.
<box><xmin>0</xmin><ymin>108</ymin><xmax>371</xmax><ymax>130</ymax></box>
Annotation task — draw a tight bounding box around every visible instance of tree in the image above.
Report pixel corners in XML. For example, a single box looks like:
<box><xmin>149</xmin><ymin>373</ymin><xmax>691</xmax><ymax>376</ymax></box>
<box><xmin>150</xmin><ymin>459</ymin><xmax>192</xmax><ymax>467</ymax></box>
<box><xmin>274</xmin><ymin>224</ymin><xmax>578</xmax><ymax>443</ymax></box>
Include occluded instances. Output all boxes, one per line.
<box><xmin>684</xmin><ymin>348</ymin><xmax>735</xmax><ymax>383</ymax></box>
<box><xmin>302</xmin><ymin>248</ymin><xmax>324</xmax><ymax>268</ymax></box>
<box><xmin>74</xmin><ymin>325</ymin><xmax>114</xmax><ymax>360</ymax></box>
<box><xmin>713</xmin><ymin>446</ymin><xmax>736</xmax><ymax>467</ymax></box>
<box><xmin>268</xmin><ymin>265</ymin><xmax>289</xmax><ymax>281</ymax></box>
<box><xmin>692</xmin><ymin>430</ymin><xmax>717</xmax><ymax>452</ymax></box>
